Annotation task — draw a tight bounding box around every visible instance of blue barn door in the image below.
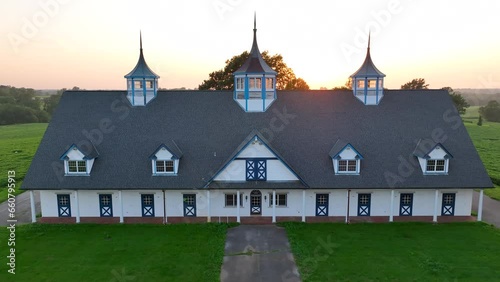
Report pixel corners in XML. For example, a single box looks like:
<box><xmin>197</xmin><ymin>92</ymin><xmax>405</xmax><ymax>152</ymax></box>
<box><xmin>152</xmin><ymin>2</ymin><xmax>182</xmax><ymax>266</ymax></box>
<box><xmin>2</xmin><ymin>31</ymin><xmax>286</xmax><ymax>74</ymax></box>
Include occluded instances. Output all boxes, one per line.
<box><xmin>183</xmin><ymin>194</ymin><xmax>196</xmax><ymax>217</ymax></box>
<box><xmin>250</xmin><ymin>190</ymin><xmax>262</xmax><ymax>215</ymax></box>
<box><xmin>316</xmin><ymin>194</ymin><xmax>329</xmax><ymax>216</ymax></box>
<box><xmin>357</xmin><ymin>194</ymin><xmax>371</xmax><ymax>216</ymax></box>
<box><xmin>399</xmin><ymin>193</ymin><xmax>413</xmax><ymax>216</ymax></box>
<box><xmin>57</xmin><ymin>194</ymin><xmax>71</xmax><ymax>217</ymax></box>
<box><xmin>141</xmin><ymin>194</ymin><xmax>154</xmax><ymax>217</ymax></box>
<box><xmin>99</xmin><ymin>194</ymin><xmax>113</xmax><ymax>217</ymax></box>
<box><xmin>441</xmin><ymin>193</ymin><xmax>455</xmax><ymax>216</ymax></box>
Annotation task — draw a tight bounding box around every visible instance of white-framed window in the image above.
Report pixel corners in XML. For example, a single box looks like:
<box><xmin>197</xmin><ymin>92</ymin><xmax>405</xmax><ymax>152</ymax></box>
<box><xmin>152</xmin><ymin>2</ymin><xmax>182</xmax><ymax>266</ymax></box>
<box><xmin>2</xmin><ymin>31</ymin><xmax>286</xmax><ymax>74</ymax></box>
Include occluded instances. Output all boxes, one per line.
<box><xmin>134</xmin><ymin>80</ymin><xmax>143</xmax><ymax>89</ymax></box>
<box><xmin>225</xmin><ymin>194</ymin><xmax>243</xmax><ymax>207</ymax></box>
<box><xmin>367</xmin><ymin>80</ymin><xmax>377</xmax><ymax>88</ymax></box>
<box><xmin>266</xmin><ymin>78</ymin><xmax>274</xmax><ymax>90</ymax></box>
<box><xmin>338</xmin><ymin>160</ymin><xmax>358</xmax><ymax>173</ymax></box>
<box><xmin>146</xmin><ymin>80</ymin><xmax>154</xmax><ymax>89</ymax></box>
<box><xmin>357</xmin><ymin>80</ymin><xmax>365</xmax><ymax>88</ymax></box>
<box><xmin>426</xmin><ymin>159</ymin><xmax>446</xmax><ymax>173</ymax></box>
<box><xmin>156</xmin><ymin>160</ymin><xmax>174</xmax><ymax>173</ymax></box>
<box><xmin>67</xmin><ymin>160</ymin><xmax>86</xmax><ymax>174</ymax></box>
<box><xmin>269</xmin><ymin>193</ymin><xmax>287</xmax><ymax>207</ymax></box>
<box><xmin>249</xmin><ymin>77</ymin><xmax>262</xmax><ymax>90</ymax></box>
<box><xmin>236</xmin><ymin>78</ymin><xmax>245</xmax><ymax>90</ymax></box>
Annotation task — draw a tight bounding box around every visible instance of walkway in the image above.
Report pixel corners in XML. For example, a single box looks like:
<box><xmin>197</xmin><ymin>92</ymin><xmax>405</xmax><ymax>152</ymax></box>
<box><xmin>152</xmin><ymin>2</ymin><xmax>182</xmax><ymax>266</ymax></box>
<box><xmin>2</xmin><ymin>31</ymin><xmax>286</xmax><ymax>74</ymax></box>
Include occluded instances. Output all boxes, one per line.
<box><xmin>0</xmin><ymin>191</ymin><xmax>40</xmax><ymax>226</ymax></box>
<box><xmin>472</xmin><ymin>190</ymin><xmax>500</xmax><ymax>228</ymax></box>
<box><xmin>220</xmin><ymin>225</ymin><xmax>301</xmax><ymax>282</ymax></box>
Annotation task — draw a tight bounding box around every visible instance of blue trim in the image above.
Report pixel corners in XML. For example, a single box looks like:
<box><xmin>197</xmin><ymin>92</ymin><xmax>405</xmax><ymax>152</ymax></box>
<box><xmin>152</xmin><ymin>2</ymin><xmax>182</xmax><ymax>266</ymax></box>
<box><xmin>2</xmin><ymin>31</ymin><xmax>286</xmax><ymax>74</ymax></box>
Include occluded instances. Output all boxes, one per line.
<box><xmin>60</xmin><ymin>143</ymin><xmax>98</xmax><ymax>160</ymax></box>
<box><xmin>57</xmin><ymin>194</ymin><xmax>71</xmax><ymax>217</ymax></box>
<box><xmin>331</xmin><ymin>143</ymin><xmax>364</xmax><ymax>160</ymax></box>
<box><xmin>234</xmin><ymin>76</ymin><xmax>237</xmax><ymax>99</ymax></box>
<box><xmin>399</xmin><ymin>193</ymin><xmax>413</xmax><ymax>216</ymax></box>
<box><xmin>375</xmin><ymin>77</ymin><xmax>379</xmax><ymax>104</ymax></box>
<box><xmin>99</xmin><ymin>194</ymin><xmax>113</xmax><ymax>217</ymax></box>
<box><xmin>131</xmin><ymin>78</ymin><xmax>135</xmax><ymax>106</ymax></box>
<box><xmin>364</xmin><ymin>77</ymin><xmax>368</xmax><ymax>105</ymax></box>
<box><xmin>441</xmin><ymin>193</ymin><xmax>455</xmax><ymax>216</ymax></box>
<box><xmin>262</xmin><ymin>74</ymin><xmax>266</xmax><ymax>112</ymax></box>
<box><xmin>315</xmin><ymin>194</ymin><xmax>329</xmax><ymax>216</ymax></box>
<box><xmin>149</xmin><ymin>143</ymin><xmax>181</xmax><ymax>160</ymax></box>
<box><xmin>245</xmin><ymin>75</ymin><xmax>249</xmax><ymax>112</ymax></box>
<box><xmin>143</xmin><ymin>78</ymin><xmax>146</xmax><ymax>105</ymax></box>
<box><xmin>353</xmin><ymin>77</ymin><xmax>357</xmax><ymax>96</ymax></box>
<box><xmin>183</xmin><ymin>194</ymin><xmax>196</xmax><ymax>217</ymax></box>
<box><xmin>357</xmin><ymin>193</ymin><xmax>371</xmax><ymax>216</ymax></box>
<box><xmin>141</xmin><ymin>194</ymin><xmax>155</xmax><ymax>217</ymax></box>
<box><xmin>205</xmin><ymin>133</ymin><xmax>308</xmax><ymax>187</ymax></box>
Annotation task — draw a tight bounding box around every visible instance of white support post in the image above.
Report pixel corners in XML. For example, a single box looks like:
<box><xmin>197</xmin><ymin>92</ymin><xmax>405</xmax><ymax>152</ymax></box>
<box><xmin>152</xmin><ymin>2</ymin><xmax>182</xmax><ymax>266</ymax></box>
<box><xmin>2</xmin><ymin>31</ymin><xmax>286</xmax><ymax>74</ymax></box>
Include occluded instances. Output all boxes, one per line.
<box><xmin>389</xmin><ymin>190</ymin><xmax>395</xmax><ymax>222</ymax></box>
<box><xmin>236</xmin><ymin>190</ymin><xmax>241</xmax><ymax>223</ymax></box>
<box><xmin>272</xmin><ymin>190</ymin><xmax>276</xmax><ymax>223</ymax></box>
<box><xmin>119</xmin><ymin>190</ymin><xmax>124</xmax><ymax>223</ymax></box>
<box><xmin>207</xmin><ymin>190</ymin><xmax>211</xmax><ymax>223</ymax></box>
<box><xmin>345</xmin><ymin>190</ymin><xmax>350</xmax><ymax>223</ymax></box>
<box><xmin>74</xmin><ymin>190</ymin><xmax>80</xmax><ymax>223</ymax></box>
<box><xmin>433</xmin><ymin>189</ymin><xmax>439</xmax><ymax>222</ymax></box>
<box><xmin>29</xmin><ymin>190</ymin><xmax>37</xmax><ymax>223</ymax></box>
<box><xmin>301</xmin><ymin>190</ymin><xmax>306</xmax><ymax>222</ymax></box>
<box><xmin>477</xmin><ymin>189</ymin><xmax>484</xmax><ymax>221</ymax></box>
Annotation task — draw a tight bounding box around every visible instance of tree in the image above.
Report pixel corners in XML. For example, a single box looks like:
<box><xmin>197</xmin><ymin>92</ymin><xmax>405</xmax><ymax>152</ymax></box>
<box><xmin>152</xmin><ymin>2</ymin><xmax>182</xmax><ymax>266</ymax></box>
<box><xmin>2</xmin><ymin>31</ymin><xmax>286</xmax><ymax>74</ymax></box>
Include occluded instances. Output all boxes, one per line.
<box><xmin>43</xmin><ymin>93</ymin><xmax>62</xmax><ymax>116</ymax></box>
<box><xmin>198</xmin><ymin>51</ymin><xmax>309</xmax><ymax>90</ymax></box>
<box><xmin>332</xmin><ymin>78</ymin><xmax>352</xmax><ymax>90</ymax></box>
<box><xmin>442</xmin><ymin>87</ymin><xmax>470</xmax><ymax>115</ymax></box>
<box><xmin>479</xmin><ymin>100</ymin><xmax>500</xmax><ymax>122</ymax></box>
<box><xmin>401</xmin><ymin>78</ymin><xmax>429</xmax><ymax>90</ymax></box>
<box><xmin>477</xmin><ymin>115</ymin><xmax>483</xmax><ymax>126</ymax></box>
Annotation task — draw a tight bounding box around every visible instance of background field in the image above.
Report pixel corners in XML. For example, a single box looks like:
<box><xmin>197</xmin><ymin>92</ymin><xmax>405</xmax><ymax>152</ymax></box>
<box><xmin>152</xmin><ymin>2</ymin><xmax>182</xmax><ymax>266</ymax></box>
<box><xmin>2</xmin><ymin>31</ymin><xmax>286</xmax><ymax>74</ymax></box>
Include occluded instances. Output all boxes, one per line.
<box><xmin>0</xmin><ymin>123</ymin><xmax>47</xmax><ymax>202</ymax></box>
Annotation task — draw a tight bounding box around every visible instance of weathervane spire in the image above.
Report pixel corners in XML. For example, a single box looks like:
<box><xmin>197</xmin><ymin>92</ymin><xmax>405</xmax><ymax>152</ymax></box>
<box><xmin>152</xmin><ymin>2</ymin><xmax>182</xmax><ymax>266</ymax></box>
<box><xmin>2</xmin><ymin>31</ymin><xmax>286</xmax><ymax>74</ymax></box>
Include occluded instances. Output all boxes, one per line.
<box><xmin>140</xmin><ymin>30</ymin><xmax>143</xmax><ymax>51</ymax></box>
<box><xmin>368</xmin><ymin>31</ymin><xmax>371</xmax><ymax>49</ymax></box>
<box><xmin>253</xmin><ymin>12</ymin><xmax>256</xmax><ymax>32</ymax></box>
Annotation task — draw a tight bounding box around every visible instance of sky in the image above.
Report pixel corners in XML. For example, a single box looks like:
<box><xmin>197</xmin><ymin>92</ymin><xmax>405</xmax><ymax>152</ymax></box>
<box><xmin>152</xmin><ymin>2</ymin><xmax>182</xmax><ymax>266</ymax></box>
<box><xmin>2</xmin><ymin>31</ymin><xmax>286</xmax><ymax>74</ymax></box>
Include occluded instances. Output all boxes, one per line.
<box><xmin>1</xmin><ymin>0</ymin><xmax>500</xmax><ymax>90</ymax></box>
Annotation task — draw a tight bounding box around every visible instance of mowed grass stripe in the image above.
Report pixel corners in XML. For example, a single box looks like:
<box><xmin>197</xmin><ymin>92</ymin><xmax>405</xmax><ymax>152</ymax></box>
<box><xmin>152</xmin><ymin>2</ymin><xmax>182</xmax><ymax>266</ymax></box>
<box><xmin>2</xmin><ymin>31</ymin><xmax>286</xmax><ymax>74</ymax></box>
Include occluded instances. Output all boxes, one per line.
<box><xmin>0</xmin><ymin>223</ymin><xmax>230</xmax><ymax>282</ymax></box>
<box><xmin>283</xmin><ymin>222</ymin><xmax>500</xmax><ymax>282</ymax></box>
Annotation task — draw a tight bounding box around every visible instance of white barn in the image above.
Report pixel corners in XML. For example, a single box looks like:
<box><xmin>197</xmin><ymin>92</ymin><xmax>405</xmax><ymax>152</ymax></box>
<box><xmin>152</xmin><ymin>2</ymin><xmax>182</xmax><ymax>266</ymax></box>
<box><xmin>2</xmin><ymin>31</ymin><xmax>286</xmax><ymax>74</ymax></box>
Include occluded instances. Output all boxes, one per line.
<box><xmin>22</xmin><ymin>19</ymin><xmax>493</xmax><ymax>224</ymax></box>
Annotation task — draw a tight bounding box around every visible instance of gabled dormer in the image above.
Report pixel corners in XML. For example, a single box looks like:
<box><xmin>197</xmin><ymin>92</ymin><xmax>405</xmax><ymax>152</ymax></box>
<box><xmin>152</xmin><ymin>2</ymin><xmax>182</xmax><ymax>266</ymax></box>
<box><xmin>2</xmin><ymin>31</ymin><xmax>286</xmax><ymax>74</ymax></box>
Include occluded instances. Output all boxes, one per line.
<box><xmin>124</xmin><ymin>32</ymin><xmax>159</xmax><ymax>106</ymax></box>
<box><xmin>329</xmin><ymin>139</ymin><xmax>363</xmax><ymax>175</ymax></box>
<box><xmin>208</xmin><ymin>131</ymin><xmax>305</xmax><ymax>185</ymax></box>
<box><xmin>60</xmin><ymin>143</ymin><xmax>99</xmax><ymax>176</ymax></box>
<box><xmin>149</xmin><ymin>142</ymin><xmax>183</xmax><ymax>175</ymax></box>
<box><xmin>350</xmin><ymin>34</ymin><xmax>385</xmax><ymax>105</ymax></box>
<box><xmin>233</xmin><ymin>14</ymin><xmax>277</xmax><ymax>112</ymax></box>
<box><xmin>413</xmin><ymin>140</ymin><xmax>453</xmax><ymax>175</ymax></box>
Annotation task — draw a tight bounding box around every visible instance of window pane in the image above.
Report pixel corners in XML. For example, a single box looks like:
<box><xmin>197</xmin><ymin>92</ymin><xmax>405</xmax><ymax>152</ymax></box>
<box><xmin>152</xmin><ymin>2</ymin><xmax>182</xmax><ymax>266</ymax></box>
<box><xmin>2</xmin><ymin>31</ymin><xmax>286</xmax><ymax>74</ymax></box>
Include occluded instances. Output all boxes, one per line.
<box><xmin>426</xmin><ymin>160</ymin><xmax>436</xmax><ymax>171</ymax></box>
<box><xmin>338</xmin><ymin>160</ymin><xmax>347</xmax><ymax>171</ymax></box>
<box><xmin>134</xmin><ymin>81</ymin><xmax>142</xmax><ymax>89</ymax></box>
<box><xmin>357</xmin><ymin>80</ymin><xmax>365</xmax><ymax>88</ymax></box>
<box><xmin>249</xmin><ymin>78</ymin><xmax>255</xmax><ymax>89</ymax></box>
<box><xmin>359</xmin><ymin>194</ymin><xmax>370</xmax><ymax>205</ymax></box>
<box><xmin>143</xmin><ymin>195</ymin><xmax>153</xmax><ymax>205</ymax></box>
<box><xmin>165</xmin><ymin>160</ymin><xmax>174</xmax><ymax>172</ymax></box>
<box><xmin>225</xmin><ymin>194</ymin><xmax>235</xmax><ymax>206</ymax></box>
<box><xmin>156</xmin><ymin>161</ymin><xmax>165</xmax><ymax>172</ymax></box>
<box><xmin>347</xmin><ymin>160</ymin><xmax>357</xmax><ymax>172</ymax></box>
<box><xmin>68</xmin><ymin>161</ymin><xmax>77</xmax><ymax>172</ymax></box>
<box><xmin>255</xmin><ymin>78</ymin><xmax>262</xmax><ymax>89</ymax></box>
<box><xmin>266</xmin><ymin>78</ymin><xmax>273</xmax><ymax>89</ymax></box>
<box><xmin>436</xmin><ymin>160</ymin><xmax>445</xmax><ymax>171</ymax></box>
<box><xmin>278</xmin><ymin>194</ymin><xmax>287</xmax><ymax>206</ymax></box>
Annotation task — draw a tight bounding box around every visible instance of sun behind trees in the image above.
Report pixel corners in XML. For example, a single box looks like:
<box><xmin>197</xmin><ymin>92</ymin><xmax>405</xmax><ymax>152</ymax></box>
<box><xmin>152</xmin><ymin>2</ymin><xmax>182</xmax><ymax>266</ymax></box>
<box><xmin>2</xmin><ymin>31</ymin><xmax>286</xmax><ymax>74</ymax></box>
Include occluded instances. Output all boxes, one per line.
<box><xmin>198</xmin><ymin>51</ymin><xmax>309</xmax><ymax>90</ymax></box>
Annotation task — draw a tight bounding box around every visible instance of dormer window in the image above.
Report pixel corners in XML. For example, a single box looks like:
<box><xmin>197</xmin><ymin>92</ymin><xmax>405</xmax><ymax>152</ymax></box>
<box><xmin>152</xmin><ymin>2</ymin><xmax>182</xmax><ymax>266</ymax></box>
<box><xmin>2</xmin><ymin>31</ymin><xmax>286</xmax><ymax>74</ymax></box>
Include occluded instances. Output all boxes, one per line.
<box><xmin>338</xmin><ymin>160</ymin><xmax>358</xmax><ymax>173</ymax></box>
<box><xmin>149</xmin><ymin>142</ymin><xmax>183</xmax><ymax>176</ymax></box>
<box><xmin>68</xmin><ymin>160</ymin><xmax>87</xmax><ymax>173</ymax></box>
<box><xmin>329</xmin><ymin>140</ymin><xmax>363</xmax><ymax>175</ymax></box>
<box><xmin>60</xmin><ymin>143</ymin><xmax>99</xmax><ymax>176</ymax></box>
<box><xmin>413</xmin><ymin>140</ymin><xmax>453</xmax><ymax>175</ymax></box>
<box><xmin>265</xmin><ymin>78</ymin><xmax>274</xmax><ymax>90</ymax></box>
<box><xmin>426</xmin><ymin>159</ymin><xmax>446</xmax><ymax>172</ymax></box>
<box><xmin>249</xmin><ymin>77</ymin><xmax>262</xmax><ymax>90</ymax></box>
<box><xmin>134</xmin><ymin>80</ymin><xmax>143</xmax><ymax>89</ymax></box>
<box><xmin>156</xmin><ymin>160</ymin><xmax>174</xmax><ymax>173</ymax></box>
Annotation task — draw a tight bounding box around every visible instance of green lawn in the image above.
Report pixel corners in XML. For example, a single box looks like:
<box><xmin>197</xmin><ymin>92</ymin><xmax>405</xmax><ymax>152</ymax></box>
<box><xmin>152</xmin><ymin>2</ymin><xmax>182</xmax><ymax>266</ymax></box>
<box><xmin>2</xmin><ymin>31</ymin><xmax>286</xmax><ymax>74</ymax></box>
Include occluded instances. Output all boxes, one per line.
<box><xmin>462</xmin><ymin>106</ymin><xmax>500</xmax><ymax>199</ymax></box>
<box><xmin>283</xmin><ymin>222</ymin><xmax>500</xmax><ymax>282</ymax></box>
<box><xmin>0</xmin><ymin>223</ymin><xmax>230</xmax><ymax>282</ymax></box>
<box><xmin>0</xmin><ymin>123</ymin><xmax>47</xmax><ymax>202</ymax></box>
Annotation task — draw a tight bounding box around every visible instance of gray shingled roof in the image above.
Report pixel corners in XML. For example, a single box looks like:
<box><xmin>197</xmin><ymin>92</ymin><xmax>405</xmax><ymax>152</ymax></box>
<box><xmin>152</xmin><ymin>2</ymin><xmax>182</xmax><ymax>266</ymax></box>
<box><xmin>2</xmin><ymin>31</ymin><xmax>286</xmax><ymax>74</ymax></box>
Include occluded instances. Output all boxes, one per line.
<box><xmin>22</xmin><ymin>89</ymin><xmax>493</xmax><ymax>190</ymax></box>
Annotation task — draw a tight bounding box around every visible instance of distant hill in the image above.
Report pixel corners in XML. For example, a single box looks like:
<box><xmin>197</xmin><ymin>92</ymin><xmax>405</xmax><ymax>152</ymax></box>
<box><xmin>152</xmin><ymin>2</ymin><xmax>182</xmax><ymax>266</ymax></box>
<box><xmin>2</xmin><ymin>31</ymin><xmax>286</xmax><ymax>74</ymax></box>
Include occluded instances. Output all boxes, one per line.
<box><xmin>455</xmin><ymin>89</ymin><xmax>500</xmax><ymax>106</ymax></box>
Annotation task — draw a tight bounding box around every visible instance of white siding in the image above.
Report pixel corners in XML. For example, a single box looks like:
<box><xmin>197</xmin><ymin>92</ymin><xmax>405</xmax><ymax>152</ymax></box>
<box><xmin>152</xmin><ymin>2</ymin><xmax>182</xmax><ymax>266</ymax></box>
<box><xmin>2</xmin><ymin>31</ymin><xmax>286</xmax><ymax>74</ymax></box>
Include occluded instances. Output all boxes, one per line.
<box><xmin>66</xmin><ymin>148</ymin><xmax>85</xmax><ymax>160</ymax></box>
<box><xmin>155</xmin><ymin>149</ymin><xmax>173</xmax><ymax>160</ymax></box>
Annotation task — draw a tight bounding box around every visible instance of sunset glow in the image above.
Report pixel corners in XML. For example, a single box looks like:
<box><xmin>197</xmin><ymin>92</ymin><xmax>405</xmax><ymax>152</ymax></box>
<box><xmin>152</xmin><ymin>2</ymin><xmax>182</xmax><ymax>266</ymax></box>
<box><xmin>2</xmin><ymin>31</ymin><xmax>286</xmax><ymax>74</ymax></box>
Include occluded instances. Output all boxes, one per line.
<box><xmin>1</xmin><ymin>0</ymin><xmax>500</xmax><ymax>90</ymax></box>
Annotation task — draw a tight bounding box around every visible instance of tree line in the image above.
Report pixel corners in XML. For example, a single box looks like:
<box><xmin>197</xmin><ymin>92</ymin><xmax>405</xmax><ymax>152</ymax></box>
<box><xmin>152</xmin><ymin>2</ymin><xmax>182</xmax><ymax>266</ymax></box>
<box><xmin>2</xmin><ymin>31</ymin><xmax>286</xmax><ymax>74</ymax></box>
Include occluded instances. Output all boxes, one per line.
<box><xmin>0</xmin><ymin>86</ymin><xmax>77</xmax><ymax>125</ymax></box>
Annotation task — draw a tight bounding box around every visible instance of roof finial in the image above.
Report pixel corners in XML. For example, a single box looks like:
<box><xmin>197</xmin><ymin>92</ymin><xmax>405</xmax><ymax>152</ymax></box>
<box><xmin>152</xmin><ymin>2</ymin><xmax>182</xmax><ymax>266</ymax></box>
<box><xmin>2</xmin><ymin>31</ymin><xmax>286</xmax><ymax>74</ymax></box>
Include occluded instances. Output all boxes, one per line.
<box><xmin>140</xmin><ymin>30</ymin><xmax>143</xmax><ymax>51</ymax></box>
<box><xmin>368</xmin><ymin>31</ymin><xmax>371</xmax><ymax>49</ymax></box>
<box><xmin>253</xmin><ymin>12</ymin><xmax>257</xmax><ymax>32</ymax></box>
